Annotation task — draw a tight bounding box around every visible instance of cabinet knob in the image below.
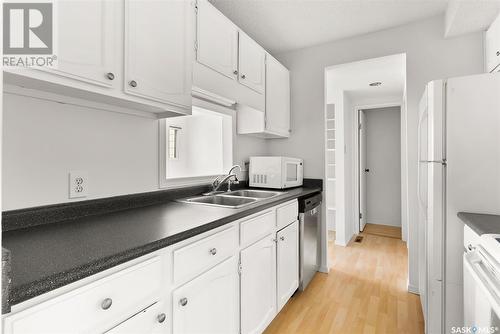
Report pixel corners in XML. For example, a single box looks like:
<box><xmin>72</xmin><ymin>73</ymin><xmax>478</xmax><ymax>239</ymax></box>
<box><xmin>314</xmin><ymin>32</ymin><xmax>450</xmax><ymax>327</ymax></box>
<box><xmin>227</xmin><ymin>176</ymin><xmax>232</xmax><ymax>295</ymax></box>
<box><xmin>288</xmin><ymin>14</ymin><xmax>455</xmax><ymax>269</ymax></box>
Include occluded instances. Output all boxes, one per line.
<box><xmin>157</xmin><ymin>313</ymin><xmax>167</xmax><ymax>323</ymax></box>
<box><xmin>272</xmin><ymin>238</ymin><xmax>277</xmax><ymax>243</ymax></box>
<box><xmin>280</xmin><ymin>236</ymin><xmax>285</xmax><ymax>241</ymax></box>
<box><xmin>496</xmin><ymin>51</ymin><xmax>500</xmax><ymax>57</ymax></box>
<box><xmin>106</xmin><ymin>72</ymin><xmax>115</xmax><ymax>81</ymax></box>
<box><xmin>129</xmin><ymin>80</ymin><xmax>137</xmax><ymax>88</ymax></box>
<box><xmin>209</xmin><ymin>248</ymin><xmax>217</xmax><ymax>256</ymax></box>
<box><xmin>101</xmin><ymin>298</ymin><xmax>113</xmax><ymax>310</ymax></box>
<box><xmin>179</xmin><ymin>298</ymin><xmax>188</xmax><ymax>306</ymax></box>
<box><xmin>467</xmin><ymin>244</ymin><xmax>475</xmax><ymax>251</ymax></box>
<box><xmin>233</xmin><ymin>70</ymin><xmax>238</xmax><ymax>75</ymax></box>
<box><xmin>241</xmin><ymin>74</ymin><xmax>246</xmax><ymax>79</ymax></box>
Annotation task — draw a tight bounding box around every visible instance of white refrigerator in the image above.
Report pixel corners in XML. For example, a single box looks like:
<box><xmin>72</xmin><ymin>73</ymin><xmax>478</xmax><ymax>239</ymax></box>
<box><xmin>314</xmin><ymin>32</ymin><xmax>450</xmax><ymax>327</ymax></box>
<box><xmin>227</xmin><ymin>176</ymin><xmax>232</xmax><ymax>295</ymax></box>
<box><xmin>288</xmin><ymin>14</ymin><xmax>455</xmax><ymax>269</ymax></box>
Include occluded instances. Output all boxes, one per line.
<box><xmin>417</xmin><ymin>72</ymin><xmax>500</xmax><ymax>333</ymax></box>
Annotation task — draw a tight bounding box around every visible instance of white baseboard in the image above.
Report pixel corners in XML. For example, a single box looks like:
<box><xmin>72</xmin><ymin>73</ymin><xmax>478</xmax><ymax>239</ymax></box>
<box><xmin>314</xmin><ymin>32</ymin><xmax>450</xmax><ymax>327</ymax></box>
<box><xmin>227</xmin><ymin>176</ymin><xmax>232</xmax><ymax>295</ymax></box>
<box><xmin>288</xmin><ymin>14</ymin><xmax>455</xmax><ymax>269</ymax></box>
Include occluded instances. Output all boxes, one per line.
<box><xmin>407</xmin><ymin>284</ymin><xmax>420</xmax><ymax>295</ymax></box>
<box><xmin>318</xmin><ymin>265</ymin><xmax>329</xmax><ymax>273</ymax></box>
<box><xmin>367</xmin><ymin>219</ymin><xmax>401</xmax><ymax>227</ymax></box>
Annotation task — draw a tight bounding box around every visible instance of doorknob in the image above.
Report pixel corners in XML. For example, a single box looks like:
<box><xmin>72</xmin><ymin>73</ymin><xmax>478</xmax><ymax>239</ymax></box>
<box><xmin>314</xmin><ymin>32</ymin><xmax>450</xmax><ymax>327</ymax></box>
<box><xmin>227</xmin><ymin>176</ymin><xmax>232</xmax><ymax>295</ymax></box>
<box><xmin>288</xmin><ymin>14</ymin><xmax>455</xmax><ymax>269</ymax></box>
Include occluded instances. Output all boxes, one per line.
<box><xmin>364</xmin><ymin>169</ymin><xmax>370</xmax><ymax>172</ymax></box>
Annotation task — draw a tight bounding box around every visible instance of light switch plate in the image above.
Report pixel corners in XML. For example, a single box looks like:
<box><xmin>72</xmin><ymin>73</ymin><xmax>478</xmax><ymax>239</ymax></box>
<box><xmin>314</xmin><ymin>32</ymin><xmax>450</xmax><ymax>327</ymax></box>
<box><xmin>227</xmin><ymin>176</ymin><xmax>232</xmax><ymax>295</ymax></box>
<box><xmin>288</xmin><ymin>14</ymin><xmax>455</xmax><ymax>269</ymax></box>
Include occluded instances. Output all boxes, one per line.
<box><xmin>69</xmin><ymin>171</ymin><xmax>88</xmax><ymax>198</ymax></box>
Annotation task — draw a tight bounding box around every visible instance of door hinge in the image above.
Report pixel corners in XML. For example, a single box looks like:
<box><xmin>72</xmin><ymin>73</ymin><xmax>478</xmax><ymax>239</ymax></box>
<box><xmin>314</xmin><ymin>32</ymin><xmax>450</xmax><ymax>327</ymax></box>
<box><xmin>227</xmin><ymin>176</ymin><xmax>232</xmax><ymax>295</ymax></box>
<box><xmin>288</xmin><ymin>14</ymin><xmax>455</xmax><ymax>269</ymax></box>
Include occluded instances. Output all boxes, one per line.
<box><xmin>238</xmin><ymin>260</ymin><xmax>242</xmax><ymax>275</ymax></box>
<box><xmin>359</xmin><ymin>213</ymin><xmax>363</xmax><ymax>219</ymax></box>
<box><xmin>358</xmin><ymin>123</ymin><xmax>362</xmax><ymax>130</ymax></box>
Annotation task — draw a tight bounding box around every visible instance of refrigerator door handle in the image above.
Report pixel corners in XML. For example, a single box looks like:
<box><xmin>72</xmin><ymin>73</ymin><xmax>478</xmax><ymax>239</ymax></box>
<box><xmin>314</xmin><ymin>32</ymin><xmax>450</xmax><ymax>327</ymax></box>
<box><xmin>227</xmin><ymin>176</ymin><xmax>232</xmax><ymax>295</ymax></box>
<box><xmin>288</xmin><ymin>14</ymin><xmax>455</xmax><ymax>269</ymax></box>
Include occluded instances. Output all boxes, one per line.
<box><xmin>419</xmin><ymin>160</ymin><xmax>447</xmax><ymax>165</ymax></box>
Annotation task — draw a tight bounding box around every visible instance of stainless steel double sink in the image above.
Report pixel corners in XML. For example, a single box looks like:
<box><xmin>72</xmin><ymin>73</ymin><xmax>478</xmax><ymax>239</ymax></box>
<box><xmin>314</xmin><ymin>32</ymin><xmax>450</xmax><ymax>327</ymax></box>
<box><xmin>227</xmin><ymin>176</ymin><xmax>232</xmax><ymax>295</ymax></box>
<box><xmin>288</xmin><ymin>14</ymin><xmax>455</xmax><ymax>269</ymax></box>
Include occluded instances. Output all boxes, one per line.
<box><xmin>178</xmin><ymin>189</ymin><xmax>285</xmax><ymax>209</ymax></box>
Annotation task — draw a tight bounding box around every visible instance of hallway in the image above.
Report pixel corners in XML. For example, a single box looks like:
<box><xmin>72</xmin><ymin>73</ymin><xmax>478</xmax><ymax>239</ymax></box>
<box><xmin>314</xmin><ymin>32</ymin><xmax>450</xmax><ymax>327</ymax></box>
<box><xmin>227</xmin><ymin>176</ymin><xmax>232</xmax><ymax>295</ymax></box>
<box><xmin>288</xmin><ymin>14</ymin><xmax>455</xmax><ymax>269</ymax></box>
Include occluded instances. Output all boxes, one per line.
<box><xmin>264</xmin><ymin>232</ymin><xmax>424</xmax><ymax>334</ymax></box>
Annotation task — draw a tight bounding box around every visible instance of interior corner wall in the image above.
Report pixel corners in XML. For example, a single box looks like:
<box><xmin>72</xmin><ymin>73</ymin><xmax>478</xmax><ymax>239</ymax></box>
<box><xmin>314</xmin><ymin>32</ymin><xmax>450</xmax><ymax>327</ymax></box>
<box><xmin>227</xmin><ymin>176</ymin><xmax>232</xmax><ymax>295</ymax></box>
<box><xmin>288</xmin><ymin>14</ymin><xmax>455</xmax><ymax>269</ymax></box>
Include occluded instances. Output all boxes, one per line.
<box><xmin>268</xmin><ymin>14</ymin><xmax>484</xmax><ymax>289</ymax></box>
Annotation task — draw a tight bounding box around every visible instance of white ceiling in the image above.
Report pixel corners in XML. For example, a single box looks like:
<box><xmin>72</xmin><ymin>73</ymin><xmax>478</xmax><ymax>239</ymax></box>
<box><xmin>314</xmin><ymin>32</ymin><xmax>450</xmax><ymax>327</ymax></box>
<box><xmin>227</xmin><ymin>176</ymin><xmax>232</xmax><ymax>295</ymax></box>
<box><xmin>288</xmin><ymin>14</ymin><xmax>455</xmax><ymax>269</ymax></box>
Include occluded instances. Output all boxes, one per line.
<box><xmin>326</xmin><ymin>54</ymin><xmax>406</xmax><ymax>103</ymax></box>
<box><xmin>445</xmin><ymin>1</ymin><xmax>500</xmax><ymax>37</ymax></box>
<box><xmin>211</xmin><ymin>0</ymin><xmax>448</xmax><ymax>53</ymax></box>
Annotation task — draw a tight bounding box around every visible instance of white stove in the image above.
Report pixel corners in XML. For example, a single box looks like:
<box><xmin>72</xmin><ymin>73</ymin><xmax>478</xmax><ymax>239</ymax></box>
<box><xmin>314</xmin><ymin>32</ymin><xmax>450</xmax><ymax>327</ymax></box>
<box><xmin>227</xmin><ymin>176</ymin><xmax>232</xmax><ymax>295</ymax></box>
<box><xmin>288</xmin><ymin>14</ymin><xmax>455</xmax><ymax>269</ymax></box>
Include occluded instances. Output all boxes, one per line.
<box><xmin>463</xmin><ymin>229</ymin><xmax>500</xmax><ymax>332</ymax></box>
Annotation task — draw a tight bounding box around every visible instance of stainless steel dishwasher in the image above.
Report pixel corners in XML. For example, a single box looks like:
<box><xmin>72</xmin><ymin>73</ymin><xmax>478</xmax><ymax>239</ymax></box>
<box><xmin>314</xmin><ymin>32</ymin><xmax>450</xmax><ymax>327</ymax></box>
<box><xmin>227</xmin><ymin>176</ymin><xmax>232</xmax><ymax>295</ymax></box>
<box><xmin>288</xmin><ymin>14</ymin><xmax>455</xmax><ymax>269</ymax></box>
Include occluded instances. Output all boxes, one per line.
<box><xmin>298</xmin><ymin>193</ymin><xmax>322</xmax><ymax>291</ymax></box>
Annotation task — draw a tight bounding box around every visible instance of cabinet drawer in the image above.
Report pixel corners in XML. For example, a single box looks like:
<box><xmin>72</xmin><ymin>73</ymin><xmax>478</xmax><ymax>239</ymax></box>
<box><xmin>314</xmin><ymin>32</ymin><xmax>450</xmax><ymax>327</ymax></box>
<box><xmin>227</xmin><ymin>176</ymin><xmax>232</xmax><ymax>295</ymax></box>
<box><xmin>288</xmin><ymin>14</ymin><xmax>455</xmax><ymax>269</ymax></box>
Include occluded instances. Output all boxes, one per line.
<box><xmin>240</xmin><ymin>210</ymin><xmax>275</xmax><ymax>248</ymax></box>
<box><xmin>4</xmin><ymin>257</ymin><xmax>163</xmax><ymax>334</ymax></box>
<box><xmin>276</xmin><ymin>200</ymin><xmax>298</xmax><ymax>229</ymax></box>
<box><xmin>173</xmin><ymin>226</ymin><xmax>238</xmax><ymax>285</ymax></box>
<box><xmin>106</xmin><ymin>301</ymin><xmax>168</xmax><ymax>334</ymax></box>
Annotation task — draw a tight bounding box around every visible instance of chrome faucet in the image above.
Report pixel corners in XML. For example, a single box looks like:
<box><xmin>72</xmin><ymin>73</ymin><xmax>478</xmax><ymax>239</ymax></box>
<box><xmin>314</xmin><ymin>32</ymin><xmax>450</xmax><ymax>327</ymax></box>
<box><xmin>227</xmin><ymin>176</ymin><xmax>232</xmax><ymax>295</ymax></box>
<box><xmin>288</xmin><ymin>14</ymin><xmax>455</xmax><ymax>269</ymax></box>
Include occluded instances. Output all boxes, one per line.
<box><xmin>204</xmin><ymin>165</ymin><xmax>242</xmax><ymax>195</ymax></box>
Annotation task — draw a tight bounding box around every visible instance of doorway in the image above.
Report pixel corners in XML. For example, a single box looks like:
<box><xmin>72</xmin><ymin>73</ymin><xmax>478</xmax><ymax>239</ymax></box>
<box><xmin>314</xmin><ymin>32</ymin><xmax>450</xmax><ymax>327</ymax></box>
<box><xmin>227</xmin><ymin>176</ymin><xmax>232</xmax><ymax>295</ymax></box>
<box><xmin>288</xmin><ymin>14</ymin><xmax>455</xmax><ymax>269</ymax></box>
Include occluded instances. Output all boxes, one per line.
<box><xmin>357</xmin><ymin>106</ymin><xmax>402</xmax><ymax>238</ymax></box>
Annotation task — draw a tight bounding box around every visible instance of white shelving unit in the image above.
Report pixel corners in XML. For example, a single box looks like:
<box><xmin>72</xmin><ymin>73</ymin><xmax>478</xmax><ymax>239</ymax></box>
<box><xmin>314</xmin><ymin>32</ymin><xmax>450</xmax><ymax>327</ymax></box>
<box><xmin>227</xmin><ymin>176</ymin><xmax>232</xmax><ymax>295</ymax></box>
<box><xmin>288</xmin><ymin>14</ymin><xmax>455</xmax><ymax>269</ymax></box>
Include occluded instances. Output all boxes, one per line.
<box><xmin>325</xmin><ymin>104</ymin><xmax>336</xmax><ymax>231</ymax></box>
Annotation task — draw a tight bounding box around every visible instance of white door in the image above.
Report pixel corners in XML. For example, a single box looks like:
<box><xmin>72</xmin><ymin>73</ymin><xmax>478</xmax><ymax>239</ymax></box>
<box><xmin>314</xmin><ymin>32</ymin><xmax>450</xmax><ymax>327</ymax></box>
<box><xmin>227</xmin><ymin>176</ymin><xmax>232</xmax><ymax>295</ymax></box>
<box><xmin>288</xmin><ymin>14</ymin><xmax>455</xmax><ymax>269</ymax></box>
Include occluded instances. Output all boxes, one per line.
<box><xmin>238</xmin><ymin>33</ymin><xmax>266</xmax><ymax>94</ymax></box>
<box><xmin>45</xmin><ymin>0</ymin><xmax>118</xmax><ymax>87</ymax></box>
<box><xmin>276</xmin><ymin>221</ymin><xmax>299</xmax><ymax>312</ymax></box>
<box><xmin>196</xmin><ymin>0</ymin><xmax>238</xmax><ymax>81</ymax></box>
<box><xmin>240</xmin><ymin>235</ymin><xmax>277</xmax><ymax>334</ymax></box>
<box><xmin>359</xmin><ymin>110</ymin><xmax>367</xmax><ymax>231</ymax></box>
<box><xmin>106</xmin><ymin>302</ymin><xmax>169</xmax><ymax>334</ymax></box>
<box><xmin>124</xmin><ymin>0</ymin><xmax>193</xmax><ymax>108</ymax></box>
<box><xmin>265</xmin><ymin>55</ymin><xmax>290</xmax><ymax>136</ymax></box>
<box><xmin>172</xmin><ymin>256</ymin><xmax>239</xmax><ymax>334</ymax></box>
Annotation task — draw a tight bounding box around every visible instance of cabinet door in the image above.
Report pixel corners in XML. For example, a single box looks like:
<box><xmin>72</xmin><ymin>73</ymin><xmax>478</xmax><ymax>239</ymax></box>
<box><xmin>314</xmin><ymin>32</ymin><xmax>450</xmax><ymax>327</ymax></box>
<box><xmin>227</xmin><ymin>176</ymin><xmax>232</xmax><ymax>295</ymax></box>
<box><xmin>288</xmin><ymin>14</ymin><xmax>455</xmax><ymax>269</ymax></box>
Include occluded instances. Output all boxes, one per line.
<box><xmin>172</xmin><ymin>256</ymin><xmax>239</xmax><ymax>334</ymax></box>
<box><xmin>241</xmin><ymin>235</ymin><xmax>277</xmax><ymax>334</ymax></box>
<box><xmin>106</xmin><ymin>301</ymin><xmax>169</xmax><ymax>334</ymax></box>
<box><xmin>196</xmin><ymin>0</ymin><xmax>239</xmax><ymax>80</ymax></box>
<box><xmin>238</xmin><ymin>33</ymin><xmax>266</xmax><ymax>94</ymax></box>
<box><xmin>485</xmin><ymin>15</ymin><xmax>500</xmax><ymax>73</ymax></box>
<box><xmin>266</xmin><ymin>55</ymin><xmax>290</xmax><ymax>136</ymax></box>
<box><xmin>46</xmin><ymin>0</ymin><xmax>118</xmax><ymax>87</ymax></box>
<box><xmin>276</xmin><ymin>221</ymin><xmax>299</xmax><ymax>312</ymax></box>
<box><xmin>124</xmin><ymin>0</ymin><xmax>193</xmax><ymax>108</ymax></box>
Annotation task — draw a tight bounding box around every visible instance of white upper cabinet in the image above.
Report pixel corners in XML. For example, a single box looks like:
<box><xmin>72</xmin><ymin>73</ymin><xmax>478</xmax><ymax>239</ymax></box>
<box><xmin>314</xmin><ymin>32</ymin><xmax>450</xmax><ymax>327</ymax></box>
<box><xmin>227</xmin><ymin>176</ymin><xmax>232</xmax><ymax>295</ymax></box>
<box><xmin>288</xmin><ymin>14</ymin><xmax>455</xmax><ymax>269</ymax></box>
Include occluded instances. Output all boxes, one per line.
<box><xmin>237</xmin><ymin>53</ymin><xmax>291</xmax><ymax>138</ymax></box>
<box><xmin>240</xmin><ymin>235</ymin><xmax>277</xmax><ymax>334</ymax></box>
<box><xmin>276</xmin><ymin>221</ymin><xmax>299</xmax><ymax>312</ymax></box>
<box><xmin>172</xmin><ymin>256</ymin><xmax>239</xmax><ymax>334</ymax></box>
<box><xmin>485</xmin><ymin>13</ymin><xmax>500</xmax><ymax>73</ymax></box>
<box><xmin>124</xmin><ymin>0</ymin><xmax>193</xmax><ymax>109</ymax></box>
<box><xmin>265</xmin><ymin>55</ymin><xmax>291</xmax><ymax>137</ymax></box>
<box><xmin>238</xmin><ymin>33</ymin><xmax>266</xmax><ymax>94</ymax></box>
<box><xmin>48</xmin><ymin>0</ymin><xmax>118</xmax><ymax>87</ymax></box>
<box><xmin>196</xmin><ymin>0</ymin><xmax>239</xmax><ymax>81</ymax></box>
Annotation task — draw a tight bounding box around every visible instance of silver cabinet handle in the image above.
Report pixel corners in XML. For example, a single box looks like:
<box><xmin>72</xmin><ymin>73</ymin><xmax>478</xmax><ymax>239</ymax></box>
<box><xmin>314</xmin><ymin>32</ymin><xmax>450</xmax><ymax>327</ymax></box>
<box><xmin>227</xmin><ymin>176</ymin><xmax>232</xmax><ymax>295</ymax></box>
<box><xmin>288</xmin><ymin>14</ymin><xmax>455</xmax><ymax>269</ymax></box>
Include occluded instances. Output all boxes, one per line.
<box><xmin>467</xmin><ymin>244</ymin><xmax>475</xmax><ymax>251</ymax></box>
<box><xmin>280</xmin><ymin>236</ymin><xmax>285</xmax><ymax>241</ymax></box>
<box><xmin>179</xmin><ymin>298</ymin><xmax>188</xmax><ymax>306</ymax></box>
<box><xmin>106</xmin><ymin>72</ymin><xmax>115</xmax><ymax>80</ymax></box>
<box><xmin>129</xmin><ymin>80</ymin><xmax>137</xmax><ymax>87</ymax></box>
<box><xmin>233</xmin><ymin>70</ymin><xmax>238</xmax><ymax>75</ymax></box>
<box><xmin>101</xmin><ymin>298</ymin><xmax>112</xmax><ymax>310</ymax></box>
<box><xmin>157</xmin><ymin>313</ymin><xmax>166</xmax><ymax>323</ymax></box>
<box><xmin>496</xmin><ymin>51</ymin><xmax>500</xmax><ymax>56</ymax></box>
<box><xmin>209</xmin><ymin>248</ymin><xmax>217</xmax><ymax>256</ymax></box>
<box><xmin>241</xmin><ymin>74</ymin><xmax>246</xmax><ymax>79</ymax></box>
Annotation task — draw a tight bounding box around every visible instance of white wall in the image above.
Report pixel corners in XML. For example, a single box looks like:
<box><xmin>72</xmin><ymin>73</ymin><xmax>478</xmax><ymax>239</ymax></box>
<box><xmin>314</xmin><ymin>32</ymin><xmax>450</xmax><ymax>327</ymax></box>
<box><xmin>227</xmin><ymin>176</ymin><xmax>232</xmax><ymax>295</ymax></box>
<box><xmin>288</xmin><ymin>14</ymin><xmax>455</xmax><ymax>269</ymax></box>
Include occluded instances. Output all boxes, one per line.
<box><xmin>269</xmin><ymin>15</ymin><xmax>484</xmax><ymax>289</ymax></box>
<box><xmin>365</xmin><ymin>106</ymin><xmax>401</xmax><ymax>227</ymax></box>
<box><xmin>2</xmin><ymin>94</ymin><xmax>268</xmax><ymax>210</ymax></box>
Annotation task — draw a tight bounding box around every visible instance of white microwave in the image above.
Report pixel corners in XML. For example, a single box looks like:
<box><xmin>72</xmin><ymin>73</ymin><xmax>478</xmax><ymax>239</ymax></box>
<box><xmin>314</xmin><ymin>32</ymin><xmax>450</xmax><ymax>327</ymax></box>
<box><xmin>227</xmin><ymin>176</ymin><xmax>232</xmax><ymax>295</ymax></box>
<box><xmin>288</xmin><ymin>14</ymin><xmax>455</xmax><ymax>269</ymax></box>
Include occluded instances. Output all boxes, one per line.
<box><xmin>249</xmin><ymin>156</ymin><xmax>303</xmax><ymax>189</ymax></box>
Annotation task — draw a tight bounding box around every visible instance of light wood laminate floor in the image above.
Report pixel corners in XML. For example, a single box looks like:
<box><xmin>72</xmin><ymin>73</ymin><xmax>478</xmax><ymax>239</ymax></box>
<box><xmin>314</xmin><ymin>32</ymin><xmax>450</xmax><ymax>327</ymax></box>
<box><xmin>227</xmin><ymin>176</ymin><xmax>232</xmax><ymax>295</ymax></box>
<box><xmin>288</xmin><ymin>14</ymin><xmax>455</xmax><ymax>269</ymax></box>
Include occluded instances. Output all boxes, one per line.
<box><xmin>363</xmin><ymin>223</ymin><xmax>402</xmax><ymax>239</ymax></box>
<box><xmin>264</xmin><ymin>231</ymin><xmax>424</xmax><ymax>334</ymax></box>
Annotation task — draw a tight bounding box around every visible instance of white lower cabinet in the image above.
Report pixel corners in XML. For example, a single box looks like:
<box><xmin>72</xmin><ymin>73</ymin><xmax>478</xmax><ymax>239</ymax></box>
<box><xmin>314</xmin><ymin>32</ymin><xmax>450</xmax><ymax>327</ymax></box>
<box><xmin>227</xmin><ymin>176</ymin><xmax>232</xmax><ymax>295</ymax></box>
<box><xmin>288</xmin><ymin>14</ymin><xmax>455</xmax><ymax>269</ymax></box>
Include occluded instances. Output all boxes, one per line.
<box><xmin>172</xmin><ymin>256</ymin><xmax>240</xmax><ymax>334</ymax></box>
<box><xmin>276</xmin><ymin>221</ymin><xmax>299</xmax><ymax>312</ymax></box>
<box><xmin>3</xmin><ymin>202</ymin><xmax>302</xmax><ymax>334</ymax></box>
<box><xmin>106</xmin><ymin>301</ymin><xmax>169</xmax><ymax>334</ymax></box>
<box><xmin>240</xmin><ymin>235</ymin><xmax>277</xmax><ymax>334</ymax></box>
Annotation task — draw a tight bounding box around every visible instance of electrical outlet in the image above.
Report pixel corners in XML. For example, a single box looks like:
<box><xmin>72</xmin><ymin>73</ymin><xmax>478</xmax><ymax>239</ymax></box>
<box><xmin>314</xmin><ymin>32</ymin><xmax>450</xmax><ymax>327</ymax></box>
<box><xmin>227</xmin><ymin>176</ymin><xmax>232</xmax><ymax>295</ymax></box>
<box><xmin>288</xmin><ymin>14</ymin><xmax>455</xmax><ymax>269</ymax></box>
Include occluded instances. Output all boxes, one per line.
<box><xmin>69</xmin><ymin>171</ymin><xmax>88</xmax><ymax>198</ymax></box>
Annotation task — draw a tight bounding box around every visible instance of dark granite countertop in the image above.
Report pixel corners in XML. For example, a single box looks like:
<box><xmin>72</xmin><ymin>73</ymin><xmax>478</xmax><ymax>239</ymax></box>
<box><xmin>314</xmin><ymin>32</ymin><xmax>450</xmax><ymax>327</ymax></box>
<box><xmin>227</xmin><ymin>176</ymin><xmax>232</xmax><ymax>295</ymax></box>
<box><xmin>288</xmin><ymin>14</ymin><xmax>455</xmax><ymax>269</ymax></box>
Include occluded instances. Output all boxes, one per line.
<box><xmin>2</xmin><ymin>186</ymin><xmax>321</xmax><ymax>308</ymax></box>
<box><xmin>458</xmin><ymin>212</ymin><xmax>500</xmax><ymax>236</ymax></box>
